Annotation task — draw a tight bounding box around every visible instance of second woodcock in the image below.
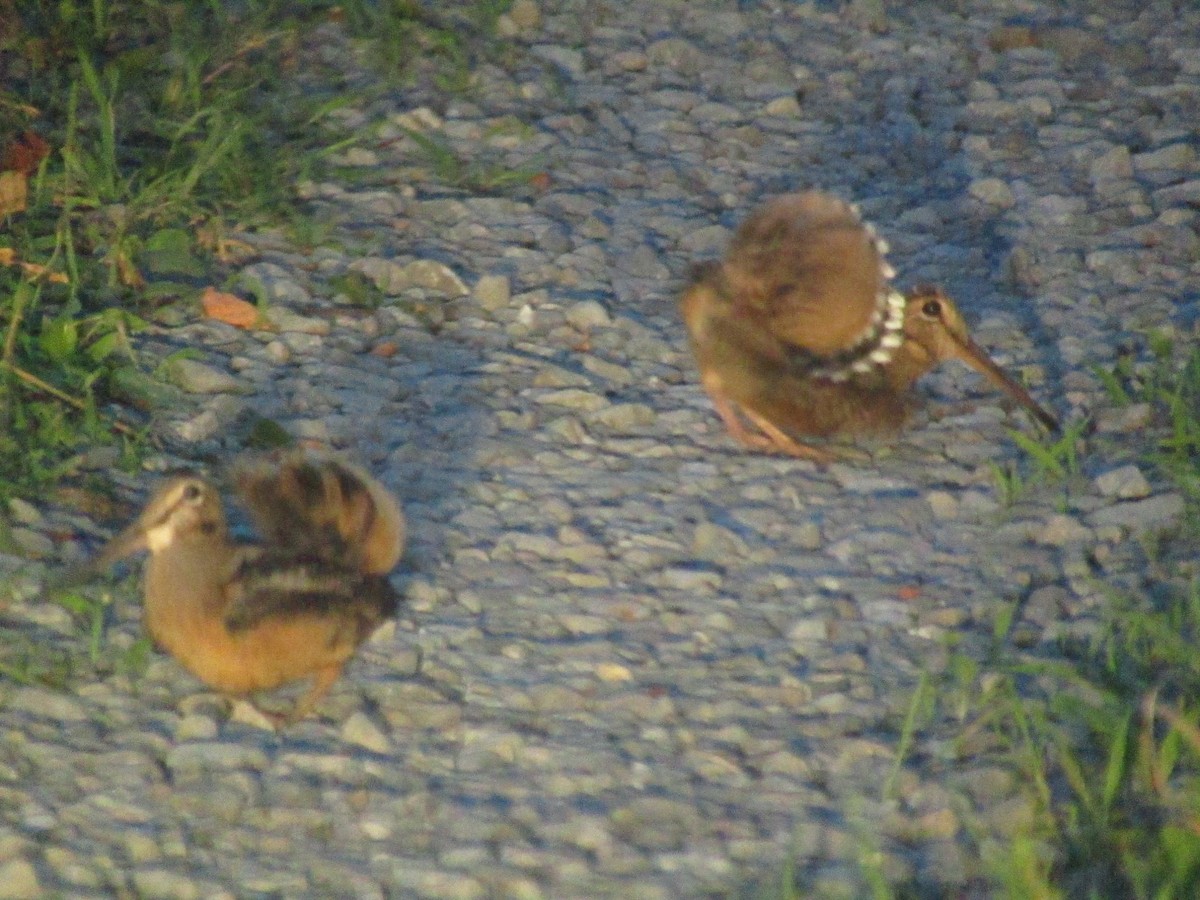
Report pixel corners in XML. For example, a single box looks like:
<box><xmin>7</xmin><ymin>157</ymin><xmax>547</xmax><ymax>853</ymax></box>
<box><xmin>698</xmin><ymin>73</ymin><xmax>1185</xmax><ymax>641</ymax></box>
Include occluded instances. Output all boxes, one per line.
<box><xmin>679</xmin><ymin>191</ymin><xmax>1058</xmax><ymax>461</ymax></box>
<box><xmin>69</xmin><ymin>450</ymin><xmax>405</xmax><ymax>726</ymax></box>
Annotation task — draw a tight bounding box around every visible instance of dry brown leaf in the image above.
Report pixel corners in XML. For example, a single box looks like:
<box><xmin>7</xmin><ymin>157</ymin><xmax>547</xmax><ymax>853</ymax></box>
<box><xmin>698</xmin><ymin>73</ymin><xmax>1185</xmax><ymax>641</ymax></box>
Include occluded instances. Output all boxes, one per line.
<box><xmin>19</xmin><ymin>260</ymin><xmax>69</xmax><ymax>284</ymax></box>
<box><xmin>114</xmin><ymin>250</ymin><xmax>145</xmax><ymax>288</ymax></box>
<box><xmin>201</xmin><ymin>286</ymin><xmax>262</xmax><ymax>328</ymax></box>
<box><xmin>0</xmin><ymin>245</ymin><xmax>69</xmax><ymax>283</ymax></box>
<box><xmin>195</xmin><ymin>224</ymin><xmax>258</xmax><ymax>264</ymax></box>
<box><xmin>0</xmin><ymin>170</ymin><xmax>27</xmax><ymax>216</ymax></box>
<box><xmin>0</xmin><ymin>131</ymin><xmax>50</xmax><ymax>175</ymax></box>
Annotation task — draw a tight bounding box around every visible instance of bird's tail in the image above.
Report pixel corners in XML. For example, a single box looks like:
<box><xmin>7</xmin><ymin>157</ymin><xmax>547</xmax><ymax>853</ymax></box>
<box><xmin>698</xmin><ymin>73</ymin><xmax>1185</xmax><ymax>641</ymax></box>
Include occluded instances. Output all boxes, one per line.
<box><xmin>232</xmin><ymin>450</ymin><xmax>405</xmax><ymax>576</ymax></box>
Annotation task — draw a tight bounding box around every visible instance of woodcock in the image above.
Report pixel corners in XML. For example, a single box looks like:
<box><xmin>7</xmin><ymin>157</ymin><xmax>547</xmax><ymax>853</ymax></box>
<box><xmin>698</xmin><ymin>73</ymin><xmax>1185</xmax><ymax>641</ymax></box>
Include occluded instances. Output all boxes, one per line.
<box><xmin>679</xmin><ymin>191</ymin><xmax>1059</xmax><ymax>462</ymax></box>
<box><xmin>69</xmin><ymin>450</ymin><xmax>405</xmax><ymax>727</ymax></box>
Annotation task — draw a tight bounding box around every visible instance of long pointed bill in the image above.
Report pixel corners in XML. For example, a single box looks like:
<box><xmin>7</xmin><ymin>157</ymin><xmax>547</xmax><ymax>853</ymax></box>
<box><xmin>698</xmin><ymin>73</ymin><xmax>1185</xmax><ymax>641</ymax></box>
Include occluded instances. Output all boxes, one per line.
<box><xmin>57</xmin><ymin>521</ymin><xmax>149</xmax><ymax>588</ymax></box>
<box><xmin>952</xmin><ymin>335</ymin><xmax>1060</xmax><ymax>432</ymax></box>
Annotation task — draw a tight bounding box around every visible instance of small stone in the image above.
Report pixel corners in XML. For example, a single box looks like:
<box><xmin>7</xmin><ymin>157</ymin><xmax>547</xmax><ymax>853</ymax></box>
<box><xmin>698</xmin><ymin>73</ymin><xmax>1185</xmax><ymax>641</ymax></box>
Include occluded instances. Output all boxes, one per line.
<box><xmin>227</xmin><ymin>701</ymin><xmax>280</xmax><ymax>731</ymax></box>
<box><xmin>691</xmin><ymin>521</ymin><xmax>749</xmax><ymax>561</ymax></box>
<box><xmin>473</xmin><ymin>274</ymin><xmax>511</xmax><ymax>311</ymax></box>
<box><xmin>1090</xmin><ymin>146</ymin><xmax>1133</xmax><ymax>182</ymax></box>
<box><xmin>647</xmin><ymin>37</ymin><xmax>701</xmax><ymax>72</ymax></box>
<box><xmin>616</xmin><ymin>244</ymin><xmax>670</xmax><ymax>279</ymax></box>
<box><xmin>531</xmin><ymin>45</ymin><xmax>585</xmax><ymax>77</ymax></box>
<box><xmin>361</xmin><ymin>818</ymin><xmax>392</xmax><ymax>840</ymax></box>
<box><xmin>391</xmin><ymin>107</ymin><xmax>443</xmax><ymax>132</ymax></box>
<box><xmin>507</xmin><ymin>0</ymin><xmax>541</xmax><ymax>30</ymax></box>
<box><xmin>1089</xmin><ymin>493</ymin><xmax>1185</xmax><ymax>530</ymax></box>
<box><xmin>763</xmin><ymin>95</ymin><xmax>801</xmax><ymax>117</ymax></box>
<box><xmin>10</xmin><ymin>528</ymin><xmax>53</xmax><ymax>558</ymax></box>
<box><xmin>678</xmin><ymin>224</ymin><xmax>731</xmax><ymax>256</ymax></box>
<box><xmin>350</xmin><ymin>257</ymin><xmax>467</xmax><ymax>297</ymax></box>
<box><xmin>264</xmin><ymin>307</ymin><xmax>330</xmax><ymax>335</ymax></box>
<box><xmin>1025</xmin><ymin>585</ymin><xmax>1069</xmax><ymax>626</ymax></box>
<box><xmin>131</xmin><ymin>869</ymin><xmax>201</xmax><ymax>900</ymax></box>
<box><xmin>1095</xmin><ymin>402</ymin><xmax>1151</xmax><ymax>434</ymax></box>
<box><xmin>912</xmin><ymin>807</ymin><xmax>959</xmax><ymax>840</ymax></box>
<box><xmin>7</xmin><ymin>498</ymin><xmax>42</xmax><ymax>525</ymax></box>
<box><xmin>163</xmin><ymin>358</ymin><xmax>243</xmax><ymax>394</ymax></box>
<box><xmin>795</xmin><ymin>522</ymin><xmax>823</xmax><ymax>550</ymax></box>
<box><xmin>657</xmin><ymin>566</ymin><xmax>722</xmax><ymax>591</ymax></box>
<box><xmin>926</xmin><ymin>490</ymin><xmax>959</xmax><ymax>520</ymax></box>
<box><xmin>968</xmin><ymin>178</ymin><xmax>1015</xmax><ymax>208</ymax></box>
<box><xmin>264</xmin><ymin>340</ymin><xmax>290</xmax><ymax>364</ymax></box>
<box><xmin>596</xmin><ymin>663</ymin><xmax>633</xmax><ymax>682</ymax></box>
<box><xmin>173</xmin><ymin>408</ymin><xmax>220</xmax><ymax>442</ymax></box>
<box><xmin>1134</xmin><ymin>143</ymin><xmax>1197</xmax><ymax>173</ymax></box>
<box><xmin>608</xmin><ymin>51</ymin><xmax>648</xmax><ymax>72</ymax></box>
<box><xmin>341</xmin><ymin>712</ymin><xmax>392</xmax><ymax>754</ymax></box>
<box><xmin>610</xmin><ymin>798</ymin><xmax>699</xmax><ymax>851</ymax></box>
<box><xmin>1094</xmin><ymin>464</ymin><xmax>1151</xmax><ymax>500</ymax></box>
<box><xmin>1154</xmin><ymin>180</ymin><xmax>1200</xmax><ymax>206</ymax></box>
<box><xmin>565</xmin><ymin>299</ymin><xmax>611</xmax><ymax>329</ymax></box>
<box><xmin>7</xmin><ymin>686</ymin><xmax>88</xmax><ymax>721</ymax></box>
<box><xmin>175</xmin><ymin>713</ymin><xmax>220</xmax><ymax>741</ymax></box>
<box><xmin>239</xmin><ymin>263</ymin><xmax>311</xmax><ymax>305</ymax></box>
<box><xmin>400</xmin><ymin>260</ymin><xmax>468</xmax><ymax>296</ymax></box>
<box><xmin>0</xmin><ymin>858</ymin><xmax>41</xmax><ymax>900</ymax></box>
<box><xmin>346</xmin><ymin>146</ymin><xmax>381</xmax><ymax>166</ymax></box>
<box><xmin>532</xmin><ymin>365</ymin><xmax>589</xmax><ymax>389</ymax></box>
<box><xmin>987</xmin><ymin>24</ymin><xmax>1038</xmax><ymax>51</ymax></box>
<box><xmin>534</xmin><ymin>389</ymin><xmax>609</xmax><ymax>412</ymax></box>
<box><xmin>580</xmin><ymin>355</ymin><xmax>634</xmax><ymax>388</ymax></box>
<box><xmin>586</xmin><ymin>403</ymin><xmax>655</xmax><ymax>431</ymax></box>
<box><xmin>1036</xmin><ymin>514</ymin><xmax>1092</xmax><ymax>546</ymax></box>
<box><xmin>788</xmin><ymin>618</ymin><xmax>829</xmax><ymax>643</ymax></box>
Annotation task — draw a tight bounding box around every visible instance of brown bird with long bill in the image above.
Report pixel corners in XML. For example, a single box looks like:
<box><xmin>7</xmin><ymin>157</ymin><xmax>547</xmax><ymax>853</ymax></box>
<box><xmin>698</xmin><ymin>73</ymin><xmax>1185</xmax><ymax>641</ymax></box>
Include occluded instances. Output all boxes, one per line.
<box><xmin>679</xmin><ymin>191</ymin><xmax>1058</xmax><ymax>462</ymax></box>
<box><xmin>65</xmin><ymin>450</ymin><xmax>405</xmax><ymax>727</ymax></box>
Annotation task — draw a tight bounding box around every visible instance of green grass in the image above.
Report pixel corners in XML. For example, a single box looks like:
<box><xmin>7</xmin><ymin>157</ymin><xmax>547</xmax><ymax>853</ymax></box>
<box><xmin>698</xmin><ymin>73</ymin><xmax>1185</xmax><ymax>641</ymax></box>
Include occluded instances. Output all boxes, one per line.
<box><xmin>0</xmin><ymin>581</ymin><xmax>153</xmax><ymax>690</ymax></box>
<box><xmin>0</xmin><ymin>0</ymin><xmax>516</xmax><ymax>689</ymax></box>
<box><xmin>0</xmin><ymin>0</ymin><xmax>518</xmax><ymax>500</ymax></box>
<box><xmin>400</xmin><ymin>125</ymin><xmax>544</xmax><ymax>193</ymax></box>
<box><xmin>922</xmin><ymin>343</ymin><xmax>1200</xmax><ymax>897</ymax></box>
<box><xmin>759</xmin><ymin>341</ymin><xmax>1200</xmax><ymax>897</ymax></box>
<box><xmin>990</xmin><ymin>416</ymin><xmax>1088</xmax><ymax>507</ymax></box>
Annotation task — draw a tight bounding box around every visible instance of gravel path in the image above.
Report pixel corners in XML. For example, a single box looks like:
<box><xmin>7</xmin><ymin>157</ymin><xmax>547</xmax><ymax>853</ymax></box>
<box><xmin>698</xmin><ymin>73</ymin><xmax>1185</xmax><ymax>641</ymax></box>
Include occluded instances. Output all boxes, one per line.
<box><xmin>3</xmin><ymin>0</ymin><xmax>1198</xmax><ymax>896</ymax></box>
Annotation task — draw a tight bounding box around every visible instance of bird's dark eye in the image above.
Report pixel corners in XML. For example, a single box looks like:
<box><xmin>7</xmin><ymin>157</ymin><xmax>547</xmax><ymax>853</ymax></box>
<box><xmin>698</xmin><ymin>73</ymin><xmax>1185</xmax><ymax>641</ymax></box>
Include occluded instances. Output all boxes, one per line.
<box><xmin>922</xmin><ymin>299</ymin><xmax>942</xmax><ymax>318</ymax></box>
<box><xmin>183</xmin><ymin>483</ymin><xmax>202</xmax><ymax>502</ymax></box>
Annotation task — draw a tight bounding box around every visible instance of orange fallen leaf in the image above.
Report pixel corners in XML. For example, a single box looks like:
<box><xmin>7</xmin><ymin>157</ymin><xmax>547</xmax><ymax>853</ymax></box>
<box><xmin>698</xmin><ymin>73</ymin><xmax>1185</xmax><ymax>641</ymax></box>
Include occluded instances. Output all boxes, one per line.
<box><xmin>201</xmin><ymin>286</ymin><xmax>262</xmax><ymax>328</ymax></box>
<box><xmin>897</xmin><ymin>585</ymin><xmax>922</xmax><ymax>601</ymax></box>
<box><xmin>370</xmin><ymin>340</ymin><xmax>399</xmax><ymax>358</ymax></box>
<box><xmin>1</xmin><ymin>131</ymin><xmax>50</xmax><ymax>175</ymax></box>
<box><xmin>528</xmin><ymin>171</ymin><xmax>552</xmax><ymax>192</ymax></box>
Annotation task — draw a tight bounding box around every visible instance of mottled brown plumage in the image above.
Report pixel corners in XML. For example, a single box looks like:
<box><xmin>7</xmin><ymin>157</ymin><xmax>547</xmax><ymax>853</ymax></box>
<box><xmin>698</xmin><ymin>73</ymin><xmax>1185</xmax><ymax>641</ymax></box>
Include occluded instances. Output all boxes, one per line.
<box><xmin>679</xmin><ymin>192</ymin><xmax>1058</xmax><ymax>461</ymax></box>
<box><xmin>69</xmin><ymin>453</ymin><xmax>404</xmax><ymax>726</ymax></box>
<box><xmin>233</xmin><ymin>449</ymin><xmax>406</xmax><ymax>577</ymax></box>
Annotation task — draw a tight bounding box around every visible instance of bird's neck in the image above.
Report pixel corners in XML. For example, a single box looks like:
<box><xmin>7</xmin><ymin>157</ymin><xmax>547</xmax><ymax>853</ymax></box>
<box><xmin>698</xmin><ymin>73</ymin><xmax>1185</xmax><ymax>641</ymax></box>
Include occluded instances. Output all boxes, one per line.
<box><xmin>881</xmin><ymin>341</ymin><xmax>936</xmax><ymax>391</ymax></box>
<box><xmin>144</xmin><ymin>522</ymin><xmax>237</xmax><ymax>618</ymax></box>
